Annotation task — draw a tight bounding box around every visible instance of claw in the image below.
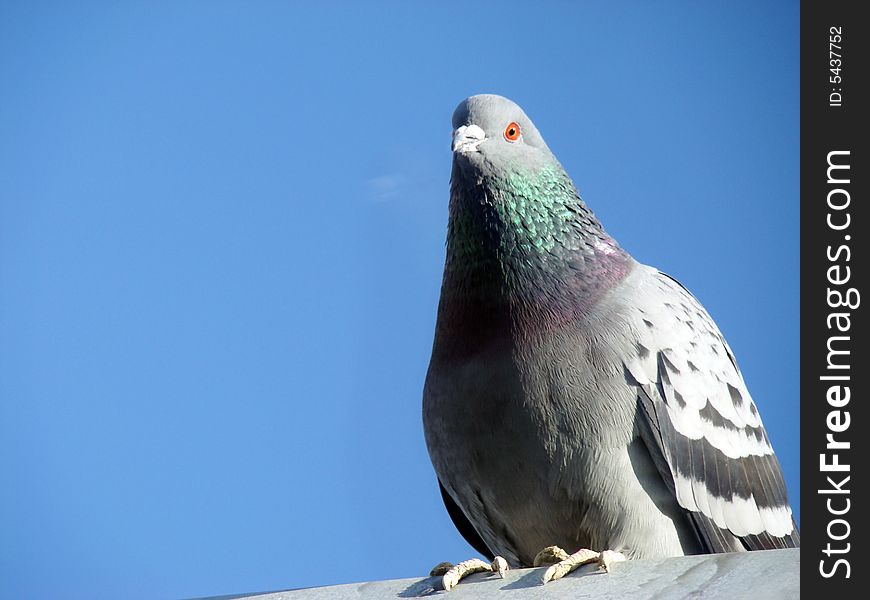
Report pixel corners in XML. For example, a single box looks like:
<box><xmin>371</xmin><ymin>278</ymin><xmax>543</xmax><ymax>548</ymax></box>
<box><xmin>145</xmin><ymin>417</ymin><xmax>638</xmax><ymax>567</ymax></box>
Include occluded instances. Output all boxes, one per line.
<box><xmin>436</xmin><ymin>555</ymin><xmax>510</xmax><ymax>591</ymax></box>
<box><xmin>541</xmin><ymin>548</ymin><xmax>626</xmax><ymax>584</ymax></box>
<box><xmin>491</xmin><ymin>556</ymin><xmax>509</xmax><ymax>578</ymax></box>
<box><xmin>597</xmin><ymin>550</ymin><xmax>627</xmax><ymax>572</ymax></box>
<box><xmin>442</xmin><ymin>558</ymin><xmax>492</xmax><ymax>591</ymax></box>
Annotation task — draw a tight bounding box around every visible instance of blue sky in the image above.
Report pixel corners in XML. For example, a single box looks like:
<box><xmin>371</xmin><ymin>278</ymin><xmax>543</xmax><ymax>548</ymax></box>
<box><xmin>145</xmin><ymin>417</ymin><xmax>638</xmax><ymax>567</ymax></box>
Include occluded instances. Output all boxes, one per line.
<box><xmin>1</xmin><ymin>2</ymin><xmax>799</xmax><ymax>599</ymax></box>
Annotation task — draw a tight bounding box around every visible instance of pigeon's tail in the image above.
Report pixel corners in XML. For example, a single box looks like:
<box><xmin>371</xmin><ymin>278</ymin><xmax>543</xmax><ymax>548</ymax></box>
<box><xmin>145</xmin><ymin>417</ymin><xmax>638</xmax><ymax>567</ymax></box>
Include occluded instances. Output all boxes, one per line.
<box><xmin>689</xmin><ymin>511</ymin><xmax>799</xmax><ymax>554</ymax></box>
<box><xmin>737</xmin><ymin>516</ymin><xmax>800</xmax><ymax>551</ymax></box>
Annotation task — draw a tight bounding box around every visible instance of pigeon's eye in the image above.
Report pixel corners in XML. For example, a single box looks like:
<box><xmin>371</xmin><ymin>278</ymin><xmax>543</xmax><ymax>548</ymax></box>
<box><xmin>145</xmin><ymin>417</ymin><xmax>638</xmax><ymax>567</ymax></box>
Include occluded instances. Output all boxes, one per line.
<box><xmin>504</xmin><ymin>122</ymin><xmax>521</xmax><ymax>142</ymax></box>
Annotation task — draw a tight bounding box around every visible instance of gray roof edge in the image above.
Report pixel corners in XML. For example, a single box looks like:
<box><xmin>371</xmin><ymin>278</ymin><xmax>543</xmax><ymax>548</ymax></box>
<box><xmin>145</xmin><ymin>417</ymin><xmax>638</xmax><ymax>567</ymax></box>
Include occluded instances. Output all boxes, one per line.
<box><xmin>191</xmin><ymin>547</ymin><xmax>799</xmax><ymax>600</ymax></box>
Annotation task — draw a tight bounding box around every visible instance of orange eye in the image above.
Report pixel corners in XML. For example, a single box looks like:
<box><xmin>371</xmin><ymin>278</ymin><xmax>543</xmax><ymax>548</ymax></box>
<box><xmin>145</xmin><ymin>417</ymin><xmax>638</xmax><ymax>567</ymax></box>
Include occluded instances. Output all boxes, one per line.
<box><xmin>504</xmin><ymin>122</ymin><xmax>521</xmax><ymax>142</ymax></box>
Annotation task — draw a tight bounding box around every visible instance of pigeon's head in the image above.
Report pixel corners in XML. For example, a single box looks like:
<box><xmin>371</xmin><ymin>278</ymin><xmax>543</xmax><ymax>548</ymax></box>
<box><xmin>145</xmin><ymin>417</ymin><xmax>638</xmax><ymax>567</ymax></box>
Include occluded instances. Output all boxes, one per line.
<box><xmin>451</xmin><ymin>94</ymin><xmax>554</xmax><ymax>180</ymax></box>
<box><xmin>445</xmin><ymin>95</ymin><xmax>615</xmax><ymax>266</ymax></box>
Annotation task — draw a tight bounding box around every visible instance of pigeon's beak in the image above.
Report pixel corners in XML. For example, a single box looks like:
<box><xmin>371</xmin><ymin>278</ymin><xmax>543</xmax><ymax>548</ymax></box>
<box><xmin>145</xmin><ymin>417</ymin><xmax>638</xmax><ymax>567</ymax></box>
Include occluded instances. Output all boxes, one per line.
<box><xmin>452</xmin><ymin>124</ymin><xmax>486</xmax><ymax>154</ymax></box>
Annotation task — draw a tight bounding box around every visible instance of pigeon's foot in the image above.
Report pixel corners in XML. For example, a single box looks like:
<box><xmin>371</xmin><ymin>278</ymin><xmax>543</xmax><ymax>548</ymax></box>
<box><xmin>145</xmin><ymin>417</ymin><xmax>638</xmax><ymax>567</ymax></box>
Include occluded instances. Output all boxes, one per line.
<box><xmin>430</xmin><ymin>556</ymin><xmax>509</xmax><ymax>591</ymax></box>
<box><xmin>535</xmin><ymin>546</ymin><xmax>626</xmax><ymax>584</ymax></box>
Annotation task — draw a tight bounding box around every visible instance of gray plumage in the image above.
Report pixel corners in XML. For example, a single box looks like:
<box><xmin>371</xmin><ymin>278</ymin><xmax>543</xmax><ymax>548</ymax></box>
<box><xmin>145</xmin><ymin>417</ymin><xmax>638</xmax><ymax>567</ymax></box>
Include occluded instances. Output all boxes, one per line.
<box><xmin>423</xmin><ymin>94</ymin><xmax>798</xmax><ymax>566</ymax></box>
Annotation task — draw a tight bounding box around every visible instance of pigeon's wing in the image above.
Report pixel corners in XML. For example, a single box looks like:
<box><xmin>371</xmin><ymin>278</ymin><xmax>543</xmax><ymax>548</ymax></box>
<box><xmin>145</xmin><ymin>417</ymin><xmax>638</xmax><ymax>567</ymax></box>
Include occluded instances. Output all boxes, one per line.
<box><xmin>438</xmin><ymin>480</ymin><xmax>495</xmax><ymax>560</ymax></box>
<box><xmin>624</xmin><ymin>269</ymin><xmax>799</xmax><ymax>552</ymax></box>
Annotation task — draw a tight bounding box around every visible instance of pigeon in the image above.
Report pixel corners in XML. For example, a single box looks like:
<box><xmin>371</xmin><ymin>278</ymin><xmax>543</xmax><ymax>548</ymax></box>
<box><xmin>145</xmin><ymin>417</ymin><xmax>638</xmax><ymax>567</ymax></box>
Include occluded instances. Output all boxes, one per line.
<box><xmin>422</xmin><ymin>94</ymin><xmax>798</xmax><ymax>588</ymax></box>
